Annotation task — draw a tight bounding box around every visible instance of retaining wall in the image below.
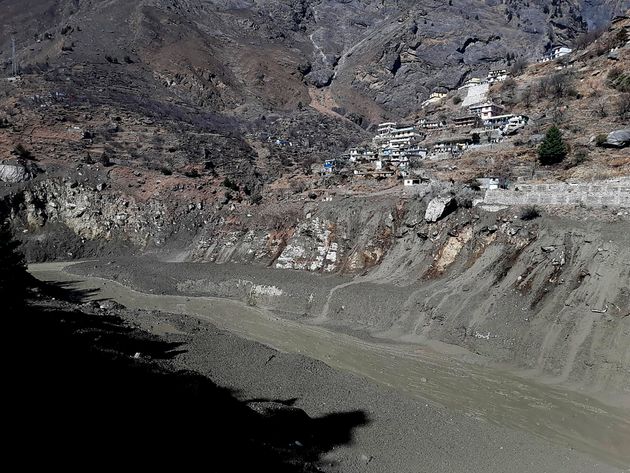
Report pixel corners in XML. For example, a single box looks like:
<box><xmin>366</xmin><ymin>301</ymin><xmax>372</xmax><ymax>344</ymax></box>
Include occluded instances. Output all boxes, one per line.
<box><xmin>461</xmin><ymin>83</ymin><xmax>489</xmax><ymax>107</ymax></box>
<box><xmin>483</xmin><ymin>182</ymin><xmax>630</xmax><ymax>207</ymax></box>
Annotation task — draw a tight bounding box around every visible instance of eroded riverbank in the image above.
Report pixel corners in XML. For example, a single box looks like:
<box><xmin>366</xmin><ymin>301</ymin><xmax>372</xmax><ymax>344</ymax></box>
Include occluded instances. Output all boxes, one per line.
<box><xmin>29</xmin><ymin>261</ymin><xmax>630</xmax><ymax>469</ymax></box>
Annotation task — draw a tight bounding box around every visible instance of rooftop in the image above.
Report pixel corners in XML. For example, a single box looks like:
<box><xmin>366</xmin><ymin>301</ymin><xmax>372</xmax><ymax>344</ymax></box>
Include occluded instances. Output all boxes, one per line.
<box><xmin>469</xmin><ymin>101</ymin><xmax>498</xmax><ymax>109</ymax></box>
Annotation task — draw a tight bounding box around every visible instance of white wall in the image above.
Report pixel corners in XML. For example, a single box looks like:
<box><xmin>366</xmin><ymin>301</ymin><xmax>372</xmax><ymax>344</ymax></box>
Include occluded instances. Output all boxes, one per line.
<box><xmin>483</xmin><ymin>183</ymin><xmax>630</xmax><ymax>207</ymax></box>
<box><xmin>462</xmin><ymin>83</ymin><xmax>489</xmax><ymax>108</ymax></box>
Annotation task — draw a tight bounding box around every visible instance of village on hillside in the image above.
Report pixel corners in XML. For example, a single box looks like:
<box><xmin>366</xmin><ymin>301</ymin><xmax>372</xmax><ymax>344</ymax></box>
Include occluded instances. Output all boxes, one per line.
<box><xmin>319</xmin><ymin>44</ymin><xmax>578</xmax><ymax>187</ymax></box>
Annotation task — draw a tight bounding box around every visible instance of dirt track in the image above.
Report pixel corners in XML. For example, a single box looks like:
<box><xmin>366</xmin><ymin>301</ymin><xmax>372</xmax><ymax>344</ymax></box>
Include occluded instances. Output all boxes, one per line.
<box><xmin>29</xmin><ymin>261</ymin><xmax>630</xmax><ymax>471</ymax></box>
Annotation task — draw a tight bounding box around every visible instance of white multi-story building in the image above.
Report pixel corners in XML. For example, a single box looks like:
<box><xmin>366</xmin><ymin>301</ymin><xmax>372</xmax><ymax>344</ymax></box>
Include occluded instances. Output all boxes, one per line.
<box><xmin>377</xmin><ymin>122</ymin><xmax>398</xmax><ymax>136</ymax></box>
<box><xmin>469</xmin><ymin>102</ymin><xmax>504</xmax><ymax>120</ymax></box>
<box><xmin>552</xmin><ymin>46</ymin><xmax>573</xmax><ymax>58</ymax></box>
<box><xmin>421</xmin><ymin>91</ymin><xmax>448</xmax><ymax>107</ymax></box>
<box><xmin>452</xmin><ymin>115</ymin><xmax>480</xmax><ymax>128</ymax></box>
<box><xmin>419</xmin><ymin>118</ymin><xmax>446</xmax><ymax>130</ymax></box>
<box><xmin>483</xmin><ymin>114</ymin><xmax>515</xmax><ymax>129</ymax></box>
<box><xmin>349</xmin><ymin>147</ymin><xmax>377</xmax><ymax>162</ymax></box>
<box><xmin>487</xmin><ymin>68</ymin><xmax>509</xmax><ymax>83</ymax></box>
<box><xmin>459</xmin><ymin>77</ymin><xmax>483</xmax><ymax>89</ymax></box>
<box><xmin>539</xmin><ymin>45</ymin><xmax>573</xmax><ymax>62</ymax></box>
<box><xmin>374</xmin><ymin>123</ymin><xmax>423</xmax><ymax>150</ymax></box>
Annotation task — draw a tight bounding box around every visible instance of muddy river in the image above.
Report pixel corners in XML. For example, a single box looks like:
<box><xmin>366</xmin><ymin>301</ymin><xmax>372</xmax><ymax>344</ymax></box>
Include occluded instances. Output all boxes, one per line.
<box><xmin>29</xmin><ymin>262</ymin><xmax>630</xmax><ymax>468</ymax></box>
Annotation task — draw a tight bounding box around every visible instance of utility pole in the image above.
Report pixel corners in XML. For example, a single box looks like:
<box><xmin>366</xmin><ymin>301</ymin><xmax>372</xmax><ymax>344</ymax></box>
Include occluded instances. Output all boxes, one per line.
<box><xmin>11</xmin><ymin>37</ymin><xmax>17</xmax><ymax>76</ymax></box>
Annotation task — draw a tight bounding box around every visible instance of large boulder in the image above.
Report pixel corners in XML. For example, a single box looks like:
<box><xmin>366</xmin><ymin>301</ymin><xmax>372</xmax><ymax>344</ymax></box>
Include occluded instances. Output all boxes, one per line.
<box><xmin>0</xmin><ymin>163</ymin><xmax>32</xmax><ymax>183</ymax></box>
<box><xmin>605</xmin><ymin>129</ymin><xmax>630</xmax><ymax>148</ymax></box>
<box><xmin>305</xmin><ymin>68</ymin><xmax>334</xmax><ymax>88</ymax></box>
<box><xmin>425</xmin><ymin>196</ymin><xmax>457</xmax><ymax>223</ymax></box>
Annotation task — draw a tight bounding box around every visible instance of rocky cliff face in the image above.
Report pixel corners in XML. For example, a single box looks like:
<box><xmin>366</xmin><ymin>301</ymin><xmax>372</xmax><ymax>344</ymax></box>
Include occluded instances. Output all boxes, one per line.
<box><xmin>3</xmin><ymin>0</ymin><xmax>629</xmax><ymax>123</ymax></box>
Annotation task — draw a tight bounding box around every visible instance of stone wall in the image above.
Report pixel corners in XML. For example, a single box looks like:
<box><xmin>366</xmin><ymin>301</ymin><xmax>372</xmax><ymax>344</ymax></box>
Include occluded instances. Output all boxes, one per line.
<box><xmin>483</xmin><ymin>182</ymin><xmax>630</xmax><ymax>207</ymax></box>
<box><xmin>461</xmin><ymin>83</ymin><xmax>489</xmax><ymax>107</ymax></box>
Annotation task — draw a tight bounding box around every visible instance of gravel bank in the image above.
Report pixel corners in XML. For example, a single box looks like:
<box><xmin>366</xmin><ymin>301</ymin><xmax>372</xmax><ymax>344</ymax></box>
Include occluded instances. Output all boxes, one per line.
<box><xmin>29</xmin><ymin>262</ymin><xmax>630</xmax><ymax>471</ymax></box>
<box><xmin>139</xmin><ymin>309</ymin><xmax>624</xmax><ymax>473</ymax></box>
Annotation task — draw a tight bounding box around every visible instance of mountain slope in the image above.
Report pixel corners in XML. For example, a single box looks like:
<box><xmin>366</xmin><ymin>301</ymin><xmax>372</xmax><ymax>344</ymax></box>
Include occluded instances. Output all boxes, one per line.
<box><xmin>2</xmin><ymin>0</ymin><xmax>629</xmax><ymax>122</ymax></box>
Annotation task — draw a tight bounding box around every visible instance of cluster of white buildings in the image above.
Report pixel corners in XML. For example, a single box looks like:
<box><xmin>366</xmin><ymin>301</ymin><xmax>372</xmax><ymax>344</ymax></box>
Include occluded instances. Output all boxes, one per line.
<box><xmin>321</xmin><ymin>64</ymin><xmax>531</xmax><ymax>179</ymax></box>
<box><xmin>373</xmin><ymin>122</ymin><xmax>427</xmax><ymax>158</ymax></box>
<box><xmin>323</xmin><ymin>103</ymin><xmax>529</xmax><ymax>176</ymax></box>
<box><xmin>467</xmin><ymin>101</ymin><xmax>528</xmax><ymax>132</ymax></box>
<box><xmin>323</xmin><ymin>98</ymin><xmax>530</xmax><ymax>175</ymax></box>
<box><xmin>331</xmin><ymin>123</ymin><xmax>430</xmax><ymax>178</ymax></box>
<box><xmin>459</xmin><ymin>67</ymin><xmax>511</xmax><ymax>90</ymax></box>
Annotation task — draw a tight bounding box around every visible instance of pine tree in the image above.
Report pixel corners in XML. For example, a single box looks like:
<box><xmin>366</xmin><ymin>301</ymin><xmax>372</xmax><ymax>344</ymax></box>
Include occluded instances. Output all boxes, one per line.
<box><xmin>538</xmin><ymin>125</ymin><xmax>567</xmax><ymax>165</ymax></box>
<box><xmin>0</xmin><ymin>224</ymin><xmax>30</xmax><ymax>311</ymax></box>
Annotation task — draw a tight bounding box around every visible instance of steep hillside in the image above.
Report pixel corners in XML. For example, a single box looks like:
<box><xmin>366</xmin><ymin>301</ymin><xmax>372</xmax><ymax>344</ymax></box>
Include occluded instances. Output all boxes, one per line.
<box><xmin>1</xmin><ymin>1</ymin><xmax>627</xmax><ymax>199</ymax></box>
<box><xmin>68</xmin><ymin>195</ymin><xmax>630</xmax><ymax>401</ymax></box>
<box><xmin>416</xmin><ymin>14</ymin><xmax>630</xmax><ymax>184</ymax></box>
<box><xmin>2</xmin><ymin>0</ymin><xmax>629</xmax><ymax>122</ymax></box>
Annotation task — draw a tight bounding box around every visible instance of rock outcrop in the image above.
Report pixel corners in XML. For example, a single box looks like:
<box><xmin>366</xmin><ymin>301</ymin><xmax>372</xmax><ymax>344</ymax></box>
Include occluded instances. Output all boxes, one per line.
<box><xmin>2</xmin><ymin>0</ymin><xmax>629</xmax><ymax>122</ymax></box>
<box><xmin>425</xmin><ymin>196</ymin><xmax>457</xmax><ymax>223</ymax></box>
<box><xmin>605</xmin><ymin>129</ymin><xmax>630</xmax><ymax>148</ymax></box>
<box><xmin>0</xmin><ymin>163</ymin><xmax>32</xmax><ymax>183</ymax></box>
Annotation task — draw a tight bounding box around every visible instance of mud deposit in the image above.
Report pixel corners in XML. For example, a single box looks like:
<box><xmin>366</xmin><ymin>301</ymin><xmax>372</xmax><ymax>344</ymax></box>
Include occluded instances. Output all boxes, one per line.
<box><xmin>30</xmin><ymin>262</ymin><xmax>630</xmax><ymax>470</ymax></box>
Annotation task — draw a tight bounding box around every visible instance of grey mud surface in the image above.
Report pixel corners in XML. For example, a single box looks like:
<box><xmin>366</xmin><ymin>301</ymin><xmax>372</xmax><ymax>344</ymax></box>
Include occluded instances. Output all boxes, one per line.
<box><xmin>30</xmin><ymin>261</ymin><xmax>630</xmax><ymax>472</ymax></box>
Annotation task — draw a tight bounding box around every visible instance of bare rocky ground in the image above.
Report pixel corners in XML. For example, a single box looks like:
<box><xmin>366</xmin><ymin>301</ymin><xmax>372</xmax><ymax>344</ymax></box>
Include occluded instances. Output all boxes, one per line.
<box><xmin>4</xmin><ymin>0</ymin><xmax>626</xmax><ymax>122</ymax></box>
<box><xmin>11</xmin><ymin>178</ymin><xmax>628</xmax><ymax>470</ymax></box>
<box><xmin>16</xmin><ymin>282</ymin><xmax>625</xmax><ymax>472</ymax></box>
<box><xmin>67</xmin><ymin>204</ymin><xmax>630</xmax><ymax>404</ymax></box>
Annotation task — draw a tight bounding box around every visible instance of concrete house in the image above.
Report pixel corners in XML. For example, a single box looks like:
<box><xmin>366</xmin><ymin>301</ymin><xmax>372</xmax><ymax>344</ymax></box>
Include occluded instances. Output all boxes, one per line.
<box><xmin>349</xmin><ymin>147</ymin><xmax>377</xmax><ymax>162</ymax></box>
<box><xmin>377</xmin><ymin>122</ymin><xmax>397</xmax><ymax>136</ymax></box>
<box><xmin>422</xmin><ymin>91</ymin><xmax>448</xmax><ymax>107</ymax></box>
<box><xmin>419</xmin><ymin>119</ymin><xmax>446</xmax><ymax>130</ymax></box>
<box><xmin>552</xmin><ymin>46</ymin><xmax>572</xmax><ymax>59</ymax></box>
<box><xmin>469</xmin><ymin>102</ymin><xmax>504</xmax><ymax>120</ymax></box>
<box><xmin>323</xmin><ymin>159</ymin><xmax>336</xmax><ymax>173</ymax></box>
<box><xmin>452</xmin><ymin>115</ymin><xmax>480</xmax><ymax>128</ymax></box>
<box><xmin>487</xmin><ymin>68</ymin><xmax>509</xmax><ymax>83</ymax></box>
<box><xmin>459</xmin><ymin>77</ymin><xmax>483</xmax><ymax>89</ymax></box>
<box><xmin>405</xmin><ymin>147</ymin><xmax>428</xmax><ymax>158</ymax></box>
<box><xmin>477</xmin><ymin>177</ymin><xmax>505</xmax><ymax>190</ymax></box>
<box><xmin>539</xmin><ymin>45</ymin><xmax>573</xmax><ymax>62</ymax></box>
<box><xmin>483</xmin><ymin>114</ymin><xmax>515</xmax><ymax>129</ymax></box>
<box><xmin>323</xmin><ymin>158</ymin><xmax>345</xmax><ymax>174</ymax></box>
<box><xmin>429</xmin><ymin>92</ymin><xmax>448</xmax><ymax>100</ymax></box>
<box><xmin>428</xmin><ymin>135</ymin><xmax>472</xmax><ymax>154</ymax></box>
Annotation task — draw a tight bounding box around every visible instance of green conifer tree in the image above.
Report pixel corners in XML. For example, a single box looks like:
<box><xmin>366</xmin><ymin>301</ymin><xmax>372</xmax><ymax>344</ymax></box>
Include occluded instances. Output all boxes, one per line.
<box><xmin>538</xmin><ymin>125</ymin><xmax>567</xmax><ymax>165</ymax></box>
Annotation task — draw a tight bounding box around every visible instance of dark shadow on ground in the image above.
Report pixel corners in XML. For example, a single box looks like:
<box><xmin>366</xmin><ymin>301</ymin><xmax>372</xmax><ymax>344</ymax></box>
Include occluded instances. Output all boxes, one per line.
<box><xmin>37</xmin><ymin>277</ymin><xmax>101</xmax><ymax>302</ymax></box>
<box><xmin>13</xmin><ymin>281</ymin><xmax>369</xmax><ymax>470</ymax></box>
